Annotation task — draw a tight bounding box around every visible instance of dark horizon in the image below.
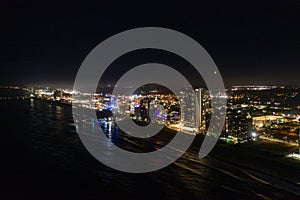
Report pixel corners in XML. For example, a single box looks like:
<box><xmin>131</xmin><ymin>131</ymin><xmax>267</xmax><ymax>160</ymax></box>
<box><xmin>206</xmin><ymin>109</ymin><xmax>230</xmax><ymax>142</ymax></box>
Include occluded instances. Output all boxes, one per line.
<box><xmin>0</xmin><ymin>1</ymin><xmax>299</xmax><ymax>88</ymax></box>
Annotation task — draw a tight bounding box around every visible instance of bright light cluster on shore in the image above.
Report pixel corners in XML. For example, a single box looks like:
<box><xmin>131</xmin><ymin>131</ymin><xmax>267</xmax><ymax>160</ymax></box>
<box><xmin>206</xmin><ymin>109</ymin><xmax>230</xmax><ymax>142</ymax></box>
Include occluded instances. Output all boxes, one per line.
<box><xmin>287</xmin><ymin>153</ymin><xmax>300</xmax><ymax>160</ymax></box>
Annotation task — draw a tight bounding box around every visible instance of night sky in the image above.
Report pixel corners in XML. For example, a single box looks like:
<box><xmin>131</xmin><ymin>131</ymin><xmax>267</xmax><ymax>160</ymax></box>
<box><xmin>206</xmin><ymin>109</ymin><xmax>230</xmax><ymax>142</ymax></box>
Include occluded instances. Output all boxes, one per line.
<box><xmin>0</xmin><ymin>0</ymin><xmax>299</xmax><ymax>88</ymax></box>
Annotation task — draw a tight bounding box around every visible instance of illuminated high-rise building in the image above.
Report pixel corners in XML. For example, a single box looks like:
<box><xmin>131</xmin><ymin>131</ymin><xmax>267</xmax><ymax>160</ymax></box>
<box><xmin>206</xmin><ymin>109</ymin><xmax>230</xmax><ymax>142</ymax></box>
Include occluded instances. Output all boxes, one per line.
<box><xmin>179</xmin><ymin>88</ymin><xmax>196</xmax><ymax>131</ymax></box>
<box><xmin>226</xmin><ymin>109</ymin><xmax>252</xmax><ymax>139</ymax></box>
<box><xmin>195</xmin><ymin>88</ymin><xmax>210</xmax><ymax>133</ymax></box>
<box><xmin>178</xmin><ymin>87</ymin><xmax>210</xmax><ymax>133</ymax></box>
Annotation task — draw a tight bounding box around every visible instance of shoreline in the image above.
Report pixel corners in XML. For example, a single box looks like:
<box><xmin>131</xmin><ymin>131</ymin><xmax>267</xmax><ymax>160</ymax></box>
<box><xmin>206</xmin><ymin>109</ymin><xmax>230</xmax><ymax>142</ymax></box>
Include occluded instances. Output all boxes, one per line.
<box><xmin>259</xmin><ymin>135</ymin><xmax>299</xmax><ymax>146</ymax></box>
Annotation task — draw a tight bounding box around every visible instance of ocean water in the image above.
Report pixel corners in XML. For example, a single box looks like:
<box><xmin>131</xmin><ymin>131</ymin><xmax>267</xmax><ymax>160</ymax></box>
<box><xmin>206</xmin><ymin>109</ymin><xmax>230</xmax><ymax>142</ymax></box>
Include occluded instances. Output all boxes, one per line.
<box><xmin>0</xmin><ymin>89</ymin><xmax>300</xmax><ymax>199</ymax></box>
